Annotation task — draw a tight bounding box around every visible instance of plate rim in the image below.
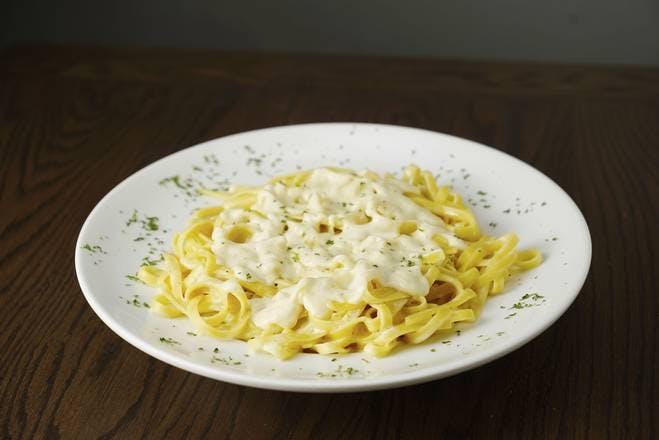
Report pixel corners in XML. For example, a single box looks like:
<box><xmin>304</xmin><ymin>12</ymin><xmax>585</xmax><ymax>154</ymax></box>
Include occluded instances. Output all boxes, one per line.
<box><xmin>75</xmin><ymin>122</ymin><xmax>592</xmax><ymax>393</ymax></box>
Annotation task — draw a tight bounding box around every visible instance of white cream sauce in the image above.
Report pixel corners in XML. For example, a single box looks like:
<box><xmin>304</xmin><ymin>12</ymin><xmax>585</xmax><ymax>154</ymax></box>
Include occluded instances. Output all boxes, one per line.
<box><xmin>211</xmin><ymin>168</ymin><xmax>462</xmax><ymax>330</ymax></box>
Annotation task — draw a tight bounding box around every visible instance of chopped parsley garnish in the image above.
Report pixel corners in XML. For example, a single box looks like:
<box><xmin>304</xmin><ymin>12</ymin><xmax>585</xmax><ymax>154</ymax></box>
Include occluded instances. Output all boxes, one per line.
<box><xmin>325</xmin><ymin>240</ymin><xmax>334</xmax><ymax>245</ymax></box>
<box><xmin>122</xmin><ymin>295</ymin><xmax>146</xmax><ymax>308</ymax></box>
<box><xmin>159</xmin><ymin>175</ymin><xmax>185</xmax><ymax>189</ymax></box>
<box><xmin>159</xmin><ymin>337</ymin><xmax>180</xmax><ymax>345</ymax></box>
<box><xmin>246</xmin><ymin>157</ymin><xmax>263</xmax><ymax>167</ymax></box>
<box><xmin>144</xmin><ymin>216</ymin><xmax>159</xmax><ymax>231</ymax></box>
<box><xmin>141</xmin><ymin>254</ymin><xmax>164</xmax><ymax>267</ymax></box>
<box><xmin>126</xmin><ymin>210</ymin><xmax>139</xmax><ymax>226</ymax></box>
<box><xmin>509</xmin><ymin>293</ymin><xmax>546</xmax><ymax>309</ymax></box>
<box><xmin>82</xmin><ymin>244</ymin><xmax>105</xmax><ymax>254</ymax></box>
<box><xmin>316</xmin><ymin>364</ymin><xmax>359</xmax><ymax>378</ymax></box>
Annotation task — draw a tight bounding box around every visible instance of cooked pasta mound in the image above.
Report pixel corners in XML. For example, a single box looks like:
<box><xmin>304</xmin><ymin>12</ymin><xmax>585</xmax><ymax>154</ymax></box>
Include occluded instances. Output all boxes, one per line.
<box><xmin>139</xmin><ymin>165</ymin><xmax>542</xmax><ymax>358</ymax></box>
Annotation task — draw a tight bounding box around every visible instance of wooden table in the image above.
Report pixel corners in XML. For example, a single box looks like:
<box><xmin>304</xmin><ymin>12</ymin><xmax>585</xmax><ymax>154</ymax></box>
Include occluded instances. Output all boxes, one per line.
<box><xmin>1</xmin><ymin>45</ymin><xmax>657</xmax><ymax>439</ymax></box>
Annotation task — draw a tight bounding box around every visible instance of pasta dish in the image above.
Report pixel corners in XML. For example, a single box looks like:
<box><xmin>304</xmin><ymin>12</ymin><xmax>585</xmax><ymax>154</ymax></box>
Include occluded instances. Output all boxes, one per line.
<box><xmin>138</xmin><ymin>166</ymin><xmax>542</xmax><ymax>359</ymax></box>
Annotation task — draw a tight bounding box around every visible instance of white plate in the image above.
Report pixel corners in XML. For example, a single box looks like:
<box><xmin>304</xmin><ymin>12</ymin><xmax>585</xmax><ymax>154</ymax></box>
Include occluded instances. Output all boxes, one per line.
<box><xmin>76</xmin><ymin>123</ymin><xmax>591</xmax><ymax>393</ymax></box>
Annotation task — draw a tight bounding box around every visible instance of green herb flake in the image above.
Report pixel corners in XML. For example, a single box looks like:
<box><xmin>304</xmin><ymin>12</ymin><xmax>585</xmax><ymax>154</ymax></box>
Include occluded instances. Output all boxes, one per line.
<box><xmin>509</xmin><ymin>293</ymin><xmax>546</xmax><ymax>310</ymax></box>
<box><xmin>144</xmin><ymin>216</ymin><xmax>159</xmax><ymax>231</ymax></box>
<box><xmin>159</xmin><ymin>175</ymin><xmax>186</xmax><ymax>189</ymax></box>
<box><xmin>126</xmin><ymin>209</ymin><xmax>139</xmax><ymax>227</ymax></box>
<box><xmin>141</xmin><ymin>254</ymin><xmax>164</xmax><ymax>267</ymax></box>
<box><xmin>159</xmin><ymin>337</ymin><xmax>180</xmax><ymax>345</ymax></box>
<box><xmin>81</xmin><ymin>243</ymin><xmax>106</xmax><ymax>254</ymax></box>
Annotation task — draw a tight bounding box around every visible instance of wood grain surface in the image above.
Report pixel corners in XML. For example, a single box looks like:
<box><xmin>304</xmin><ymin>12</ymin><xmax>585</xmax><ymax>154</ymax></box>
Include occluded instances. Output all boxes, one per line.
<box><xmin>1</xmin><ymin>44</ymin><xmax>657</xmax><ymax>439</ymax></box>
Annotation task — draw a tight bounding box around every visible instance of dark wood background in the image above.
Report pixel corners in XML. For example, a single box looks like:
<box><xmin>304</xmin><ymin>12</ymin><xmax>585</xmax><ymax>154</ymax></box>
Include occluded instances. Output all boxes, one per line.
<box><xmin>1</xmin><ymin>45</ymin><xmax>657</xmax><ymax>439</ymax></box>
